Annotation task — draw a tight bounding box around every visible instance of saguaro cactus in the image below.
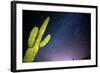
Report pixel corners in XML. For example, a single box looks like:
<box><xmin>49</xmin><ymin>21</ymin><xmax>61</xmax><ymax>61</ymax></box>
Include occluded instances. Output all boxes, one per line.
<box><xmin>23</xmin><ymin>17</ymin><xmax>51</xmax><ymax>62</ymax></box>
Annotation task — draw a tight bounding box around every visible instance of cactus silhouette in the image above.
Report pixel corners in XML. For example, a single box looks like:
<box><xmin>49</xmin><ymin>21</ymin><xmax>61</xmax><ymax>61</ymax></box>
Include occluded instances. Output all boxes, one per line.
<box><xmin>23</xmin><ymin>17</ymin><xmax>51</xmax><ymax>62</ymax></box>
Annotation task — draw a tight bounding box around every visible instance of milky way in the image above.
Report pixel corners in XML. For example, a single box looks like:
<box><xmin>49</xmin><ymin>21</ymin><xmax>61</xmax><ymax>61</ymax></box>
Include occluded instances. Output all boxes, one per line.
<box><xmin>23</xmin><ymin>10</ymin><xmax>91</xmax><ymax>62</ymax></box>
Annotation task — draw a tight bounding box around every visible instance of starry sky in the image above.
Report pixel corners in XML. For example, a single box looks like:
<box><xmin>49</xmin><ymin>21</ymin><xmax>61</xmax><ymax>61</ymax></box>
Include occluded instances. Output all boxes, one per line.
<box><xmin>23</xmin><ymin>10</ymin><xmax>91</xmax><ymax>62</ymax></box>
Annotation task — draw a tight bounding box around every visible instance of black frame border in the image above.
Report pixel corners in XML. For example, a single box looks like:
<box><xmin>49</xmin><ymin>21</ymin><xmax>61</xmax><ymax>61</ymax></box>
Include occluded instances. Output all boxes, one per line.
<box><xmin>11</xmin><ymin>1</ymin><xmax>98</xmax><ymax>72</ymax></box>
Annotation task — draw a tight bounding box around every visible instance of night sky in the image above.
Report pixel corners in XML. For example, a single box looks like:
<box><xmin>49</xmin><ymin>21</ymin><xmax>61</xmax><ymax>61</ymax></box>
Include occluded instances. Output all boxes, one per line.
<box><xmin>23</xmin><ymin>10</ymin><xmax>91</xmax><ymax>62</ymax></box>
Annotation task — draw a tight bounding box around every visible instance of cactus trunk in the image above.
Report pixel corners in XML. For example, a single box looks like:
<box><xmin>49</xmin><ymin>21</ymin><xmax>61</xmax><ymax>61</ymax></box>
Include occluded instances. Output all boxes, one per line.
<box><xmin>23</xmin><ymin>44</ymin><xmax>39</xmax><ymax>62</ymax></box>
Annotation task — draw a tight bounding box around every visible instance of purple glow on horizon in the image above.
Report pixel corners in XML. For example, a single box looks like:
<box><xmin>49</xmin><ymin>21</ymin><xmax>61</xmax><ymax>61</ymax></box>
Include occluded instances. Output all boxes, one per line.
<box><xmin>46</xmin><ymin>47</ymin><xmax>90</xmax><ymax>61</ymax></box>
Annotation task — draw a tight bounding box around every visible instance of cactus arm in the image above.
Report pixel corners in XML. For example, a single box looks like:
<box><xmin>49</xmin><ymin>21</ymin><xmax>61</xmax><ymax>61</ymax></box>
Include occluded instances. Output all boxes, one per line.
<box><xmin>40</xmin><ymin>34</ymin><xmax>51</xmax><ymax>48</ymax></box>
<box><xmin>35</xmin><ymin>17</ymin><xmax>50</xmax><ymax>45</ymax></box>
<box><xmin>28</xmin><ymin>27</ymin><xmax>38</xmax><ymax>48</ymax></box>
